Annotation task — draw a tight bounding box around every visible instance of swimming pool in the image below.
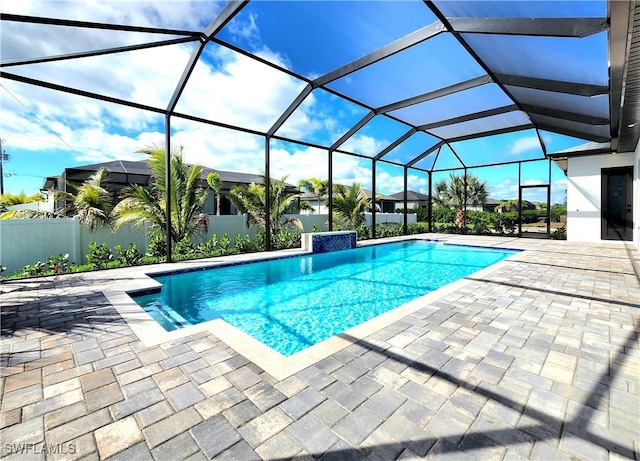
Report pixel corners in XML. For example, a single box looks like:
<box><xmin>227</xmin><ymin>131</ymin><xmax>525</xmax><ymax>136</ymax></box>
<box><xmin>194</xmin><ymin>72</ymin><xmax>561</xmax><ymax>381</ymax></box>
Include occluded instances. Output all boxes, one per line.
<box><xmin>134</xmin><ymin>240</ymin><xmax>518</xmax><ymax>356</ymax></box>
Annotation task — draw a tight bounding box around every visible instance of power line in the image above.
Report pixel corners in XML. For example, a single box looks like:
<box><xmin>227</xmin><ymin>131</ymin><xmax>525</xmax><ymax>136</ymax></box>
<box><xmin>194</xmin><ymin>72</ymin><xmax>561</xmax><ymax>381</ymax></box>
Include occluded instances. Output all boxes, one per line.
<box><xmin>1</xmin><ymin>83</ymin><xmax>94</xmax><ymax>165</ymax></box>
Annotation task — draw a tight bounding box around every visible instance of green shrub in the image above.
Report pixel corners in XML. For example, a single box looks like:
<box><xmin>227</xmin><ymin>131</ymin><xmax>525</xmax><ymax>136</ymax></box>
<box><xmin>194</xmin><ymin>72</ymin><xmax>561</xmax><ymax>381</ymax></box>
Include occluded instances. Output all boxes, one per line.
<box><xmin>466</xmin><ymin>211</ymin><xmax>492</xmax><ymax>235</ymax></box>
<box><xmin>48</xmin><ymin>253</ymin><xmax>71</xmax><ymax>273</ymax></box>
<box><xmin>174</xmin><ymin>236</ymin><xmax>197</xmax><ymax>258</ymax></box>
<box><xmin>552</xmin><ymin>225</ymin><xmax>567</xmax><ymax>240</ymax></box>
<box><xmin>432</xmin><ymin>207</ymin><xmax>455</xmax><ymax>225</ymax></box>
<box><xmin>494</xmin><ymin>212</ymin><xmax>518</xmax><ymax>235</ymax></box>
<box><xmin>196</xmin><ymin>234</ymin><xmax>219</xmax><ymax>257</ymax></box>
<box><xmin>219</xmin><ymin>233</ymin><xmax>231</xmax><ymax>255</ymax></box>
<box><xmin>86</xmin><ymin>242</ymin><xmax>114</xmax><ymax>269</ymax></box>
<box><xmin>356</xmin><ymin>224</ymin><xmax>372</xmax><ymax>240</ymax></box>
<box><xmin>272</xmin><ymin>227</ymin><xmax>301</xmax><ymax>250</ymax></box>
<box><xmin>407</xmin><ymin>222</ymin><xmax>429</xmax><ymax>234</ymax></box>
<box><xmin>21</xmin><ymin>261</ymin><xmax>47</xmax><ymax>277</ymax></box>
<box><xmin>234</xmin><ymin>234</ymin><xmax>253</xmax><ymax>253</ymax></box>
<box><xmin>146</xmin><ymin>233</ymin><xmax>167</xmax><ymax>257</ymax></box>
<box><xmin>115</xmin><ymin>243</ymin><xmax>143</xmax><ymax>266</ymax></box>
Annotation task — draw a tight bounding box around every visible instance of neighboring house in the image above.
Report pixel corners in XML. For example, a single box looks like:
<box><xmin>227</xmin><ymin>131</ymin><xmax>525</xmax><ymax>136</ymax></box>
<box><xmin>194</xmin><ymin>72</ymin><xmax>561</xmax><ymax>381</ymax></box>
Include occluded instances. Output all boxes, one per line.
<box><xmin>388</xmin><ymin>190</ymin><xmax>430</xmax><ymax>210</ymax></box>
<box><xmin>42</xmin><ymin>160</ymin><xmax>300</xmax><ymax>216</ymax></box>
<box><xmin>299</xmin><ymin>188</ymin><xmax>398</xmax><ymax>214</ymax></box>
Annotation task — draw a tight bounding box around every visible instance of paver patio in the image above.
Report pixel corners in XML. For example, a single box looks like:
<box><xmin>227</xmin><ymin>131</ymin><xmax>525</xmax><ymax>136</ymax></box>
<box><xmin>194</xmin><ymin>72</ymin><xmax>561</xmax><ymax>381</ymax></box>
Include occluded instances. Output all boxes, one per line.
<box><xmin>1</xmin><ymin>234</ymin><xmax>639</xmax><ymax>460</ymax></box>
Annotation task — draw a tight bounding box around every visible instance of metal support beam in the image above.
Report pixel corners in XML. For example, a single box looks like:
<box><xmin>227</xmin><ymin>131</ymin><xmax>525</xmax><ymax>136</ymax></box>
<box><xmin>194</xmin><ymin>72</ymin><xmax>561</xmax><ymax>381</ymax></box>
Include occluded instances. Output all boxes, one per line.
<box><xmin>372</xmin><ymin>160</ymin><xmax>376</xmax><ymax>238</ymax></box>
<box><xmin>267</xmin><ymin>84</ymin><xmax>313</xmax><ymax>137</ymax></box>
<box><xmin>313</xmin><ymin>21</ymin><xmax>445</xmax><ymax>87</ymax></box>
<box><xmin>448</xmin><ymin>17</ymin><xmax>608</xmax><ymax>38</ymax></box>
<box><xmin>533</xmin><ymin>122</ymin><xmax>610</xmax><ymax>143</ymax></box>
<box><xmin>164</xmin><ymin>115</ymin><xmax>172</xmax><ymax>262</ymax></box>
<box><xmin>377</xmin><ymin>75</ymin><xmax>492</xmax><ymax>114</ymax></box>
<box><xmin>330</xmin><ymin>111</ymin><xmax>376</xmax><ymax>151</ymax></box>
<box><xmin>403</xmin><ymin>167</ymin><xmax>408</xmax><ymax>235</ymax></box>
<box><xmin>1</xmin><ymin>13</ymin><xmax>202</xmax><ymax>36</ymax></box>
<box><xmin>373</xmin><ymin>128</ymin><xmax>416</xmax><ymax>161</ymax></box>
<box><xmin>418</xmin><ymin>105</ymin><xmax>518</xmax><ymax>131</ymax></box>
<box><xmin>495</xmin><ymin>73</ymin><xmax>608</xmax><ymax>96</ymax></box>
<box><xmin>520</xmin><ymin>103</ymin><xmax>609</xmax><ymax>125</ymax></box>
<box><xmin>446</xmin><ymin>123</ymin><xmax>533</xmax><ymax>144</ymax></box>
<box><xmin>1</xmin><ymin>37</ymin><xmax>198</xmax><ymax>68</ymax></box>
<box><xmin>265</xmin><ymin>137</ymin><xmax>271</xmax><ymax>251</ymax></box>
<box><xmin>407</xmin><ymin>141</ymin><xmax>443</xmax><ymax>168</ymax></box>
<box><xmin>609</xmin><ymin>0</ymin><xmax>634</xmax><ymax>150</ymax></box>
<box><xmin>427</xmin><ymin>172</ymin><xmax>433</xmax><ymax>233</ymax></box>
<box><xmin>0</xmin><ymin>72</ymin><xmax>166</xmax><ymax>114</ymax></box>
<box><xmin>328</xmin><ymin>150</ymin><xmax>334</xmax><ymax>231</ymax></box>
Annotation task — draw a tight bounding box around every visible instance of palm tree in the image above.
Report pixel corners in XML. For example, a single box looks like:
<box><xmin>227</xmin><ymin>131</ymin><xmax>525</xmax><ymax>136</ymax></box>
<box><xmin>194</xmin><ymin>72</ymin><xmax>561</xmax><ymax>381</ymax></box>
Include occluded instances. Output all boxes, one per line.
<box><xmin>57</xmin><ymin>167</ymin><xmax>114</xmax><ymax>231</ymax></box>
<box><xmin>434</xmin><ymin>172</ymin><xmax>489</xmax><ymax>229</ymax></box>
<box><xmin>331</xmin><ymin>183</ymin><xmax>371</xmax><ymax>230</ymax></box>
<box><xmin>112</xmin><ymin>144</ymin><xmax>209</xmax><ymax>246</ymax></box>
<box><xmin>229</xmin><ymin>174</ymin><xmax>303</xmax><ymax>235</ymax></box>
<box><xmin>298</xmin><ymin>177</ymin><xmax>328</xmax><ymax>214</ymax></box>
<box><xmin>206</xmin><ymin>172</ymin><xmax>223</xmax><ymax>215</ymax></box>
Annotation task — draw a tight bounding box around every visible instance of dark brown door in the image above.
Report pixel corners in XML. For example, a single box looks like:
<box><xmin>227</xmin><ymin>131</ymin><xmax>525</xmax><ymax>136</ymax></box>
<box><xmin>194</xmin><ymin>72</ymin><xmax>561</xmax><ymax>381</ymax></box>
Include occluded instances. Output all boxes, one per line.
<box><xmin>601</xmin><ymin>167</ymin><xmax>633</xmax><ymax>241</ymax></box>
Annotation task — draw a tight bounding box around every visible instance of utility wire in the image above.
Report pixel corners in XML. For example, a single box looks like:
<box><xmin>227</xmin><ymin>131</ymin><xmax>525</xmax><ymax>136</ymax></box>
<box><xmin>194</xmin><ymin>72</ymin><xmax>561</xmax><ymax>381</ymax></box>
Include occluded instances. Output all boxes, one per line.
<box><xmin>1</xmin><ymin>83</ymin><xmax>93</xmax><ymax>165</ymax></box>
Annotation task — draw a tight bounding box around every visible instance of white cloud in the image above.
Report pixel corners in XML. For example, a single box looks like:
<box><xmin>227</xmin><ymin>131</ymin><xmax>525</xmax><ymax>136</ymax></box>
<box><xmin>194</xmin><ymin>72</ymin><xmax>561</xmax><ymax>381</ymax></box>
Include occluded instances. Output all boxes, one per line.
<box><xmin>509</xmin><ymin>136</ymin><xmax>541</xmax><ymax>155</ymax></box>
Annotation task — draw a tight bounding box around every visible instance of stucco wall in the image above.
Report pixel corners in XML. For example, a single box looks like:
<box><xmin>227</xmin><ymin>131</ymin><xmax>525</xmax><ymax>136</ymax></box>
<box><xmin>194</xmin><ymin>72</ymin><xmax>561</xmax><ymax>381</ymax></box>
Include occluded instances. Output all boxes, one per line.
<box><xmin>566</xmin><ymin>149</ymin><xmax>638</xmax><ymax>245</ymax></box>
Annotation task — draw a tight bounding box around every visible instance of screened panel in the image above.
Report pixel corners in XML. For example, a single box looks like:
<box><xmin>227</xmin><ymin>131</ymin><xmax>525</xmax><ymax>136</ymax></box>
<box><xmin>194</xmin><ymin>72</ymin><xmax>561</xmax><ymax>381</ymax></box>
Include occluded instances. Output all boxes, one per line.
<box><xmin>428</xmin><ymin>112</ymin><xmax>532</xmax><ymax>140</ymax></box>
<box><xmin>539</xmin><ymin>130</ymin><xmax>594</xmax><ymax>154</ymax></box>
<box><xmin>433</xmin><ymin>145</ymin><xmax>464</xmax><ymax>170</ymax></box>
<box><xmin>176</xmin><ymin>43</ymin><xmax>307</xmax><ymax>133</ymax></box>
<box><xmin>6</xmin><ymin>42</ymin><xmax>197</xmax><ymax>108</ymax></box>
<box><xmin>270</xmin><ymin>139</ymin><xmax>328</xmax><ymax>185</ymax></box>
<box><xmin>2</xmin><ymin>1</ymin><xmax>225</xmax><ymax>29</ymax></box>
<box><xmin>215</xmin><ymin>1</ymin><xmax>437</xmax><ymax>79</ymax></box>
<box><xmin>390</xmin><ymin>83</ymin><xmax>513</xmax><ymax>126</ymax></box>
<box><xmin>530</xmin><ymin>114</ymin><xmax>610</xmax><ymax>140</ymax></box>
<box><xmin>412</xmin><ymin>149</ymin><xmax>439</xmax><ymax>171</ymax></box>
<box><xmin>275</xmin><ymin>89</ymin><xmax>369</xmax><ymax>148</ymax></box>
<box><xmin>382</xmin><ymin>132</ymin><xmax>440</xmax><ymax>165</ymax></box>
<box><xmin>340</xmin><ymin>116</ymin><xmax>411</xmax><ymax>158</ymax></box>
<box><xmin>406</xmin><ymin>169</ymin><xmax>430</xmax><ymax>206</ymax></box>
<box><xmin>171</xmin><ymin>118</ymin><xmax>266</xmax><ymax>174</ymax></box>
<box><xmin>506</xmin><ymin>86</ymin><xmax>610</xmax><ymax>119</ymax></box>
<box><xmin>0</xmin><ymin>23</ymin><xmax>192</xmax><ymax>63</ymax></box>
<box><xmin>328</xmin><ymin>33</ymin><xmax>486</xmax><ymax>108</ymax></box>
<box><xmin>376</xmin><ymin>163</ymin><xmax>403</xmax><ymax>204</ymax></box>
<box><xmin>332</xmin><ymin>152</ymin><xmax>372</xmax><ymax>190</ymax></box>
<box><xmin>468</xmin><ymin>164</ymin><xmax>520</xmax><ymax>203</ymax></box>
<box><xmin>521</xmin><ymin>160</ymin><xmax>551</xmax><ymax>187</ymax></box>
<box><xmin>451</xmin><ymin>130</ymin><xmax>544</xmax><ymax>167</ymax></box>
<box><xmin>463</xmin><ymin>32</ymin><xmax>609</xmax><ymax>86</ymax></box>
<box><xmin>1</xmin><ymin>82</ymin><xmax>167</xmax><ymax>196</ymax></box>
<box><xmin>434</xmin><ymin>0</ymin><xmax>605</xmax><ymax>18</ymax></box>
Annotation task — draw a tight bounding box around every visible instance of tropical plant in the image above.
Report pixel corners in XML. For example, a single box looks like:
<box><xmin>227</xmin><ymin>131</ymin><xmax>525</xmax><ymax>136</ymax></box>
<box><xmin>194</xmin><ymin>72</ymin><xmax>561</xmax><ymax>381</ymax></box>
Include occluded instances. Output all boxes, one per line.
<box><xmin>112</xmin><ymin>144</ymin><xmax>209</xmax><ymax>247</ymax></box>
<box><xmin>56</xmin><ymin>167</ymin><xmax>114</xmax><ymax>231</ymax></box>
<box><xmin>433</xmin><ymin>173</ymin><xmax>489</xmax><ymax>230</ymax></box>
<box><xmin>298</xmin><ymin>177</ymin><xmax>329</xmax><ymax>214</ymax></box>
<box><xmin>495</xmin><ymin>199</ymin><xmax>520</xmax><ymax>213</ymax></box>
<box><xmin>206</xmin><ymin>172</ymin><xmax>223</xmax><ymax>216</ymax></box>
<box><xmin>0</xmin><ymin>191</ymin><xmax>45</xmax><ymax>207</ymax></box>
<box><xmin>86</xmin><ymin>242</ymin><xmax>114</xmax><ymax>269</ymax></box>
<box><xmin>229</xmin><ymin>174</ymin><xmax>303</xmax><ymax>236</ymax></box>
<box><xmin>331</xmin><ymin>183</ymin><xmax>371</xmax><ymax>230</ymax></box>
<box><xmin>0</xmin><ymin>209</ymin><xmax>59</xmax><ymax>219</ymax></box>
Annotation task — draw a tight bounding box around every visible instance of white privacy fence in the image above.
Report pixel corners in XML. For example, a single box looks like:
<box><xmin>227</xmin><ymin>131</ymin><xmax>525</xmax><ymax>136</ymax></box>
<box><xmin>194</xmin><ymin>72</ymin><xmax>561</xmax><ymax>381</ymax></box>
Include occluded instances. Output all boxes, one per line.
<box><xmin>0</xmin><ymin>212</ymin><xmax>413</xmax><ymax>274</ymax></box>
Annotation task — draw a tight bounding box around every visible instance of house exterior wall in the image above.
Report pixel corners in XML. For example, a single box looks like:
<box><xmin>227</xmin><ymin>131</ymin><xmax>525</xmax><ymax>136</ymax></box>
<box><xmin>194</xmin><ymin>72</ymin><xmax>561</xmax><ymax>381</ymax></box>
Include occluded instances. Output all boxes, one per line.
<box><xmin>566</xmin><ymin>147</ymin><xmax>639</xmax><ymax>248</ymax></box>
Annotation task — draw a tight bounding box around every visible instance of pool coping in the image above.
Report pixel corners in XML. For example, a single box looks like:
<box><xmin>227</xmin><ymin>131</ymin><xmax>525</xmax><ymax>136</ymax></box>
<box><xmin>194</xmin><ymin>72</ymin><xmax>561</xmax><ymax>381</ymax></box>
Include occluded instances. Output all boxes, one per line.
<box><xmin>103</xmin><ymin>236</ymin><xmax>524</xmax><ymax>381</ymax></box>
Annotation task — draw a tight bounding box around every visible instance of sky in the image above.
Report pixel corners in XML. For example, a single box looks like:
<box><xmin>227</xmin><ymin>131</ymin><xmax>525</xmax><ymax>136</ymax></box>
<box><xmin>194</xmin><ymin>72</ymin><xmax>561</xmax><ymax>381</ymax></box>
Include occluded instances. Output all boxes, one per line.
<box><xmin>1</xmin><ymin>0</ymin><xmax>608</xmax><ymax>206</ymax></box>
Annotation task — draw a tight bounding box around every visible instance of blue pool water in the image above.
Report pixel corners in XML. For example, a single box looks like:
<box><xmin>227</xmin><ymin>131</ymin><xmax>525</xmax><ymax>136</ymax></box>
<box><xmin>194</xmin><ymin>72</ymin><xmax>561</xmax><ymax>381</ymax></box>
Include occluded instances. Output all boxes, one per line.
<box><xmin>134</xmin><ymin>240</ymin><xmax>517</xmax><ymax>356</ymax></box>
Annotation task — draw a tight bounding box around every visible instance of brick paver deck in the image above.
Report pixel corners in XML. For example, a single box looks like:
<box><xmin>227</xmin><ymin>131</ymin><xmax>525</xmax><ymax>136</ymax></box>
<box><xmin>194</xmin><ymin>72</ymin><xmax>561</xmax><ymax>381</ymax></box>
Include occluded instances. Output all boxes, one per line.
<box><xmin>1</xmin><ymin>235</ymin><xmax>639</xmax><ymax>460</ymax></box>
